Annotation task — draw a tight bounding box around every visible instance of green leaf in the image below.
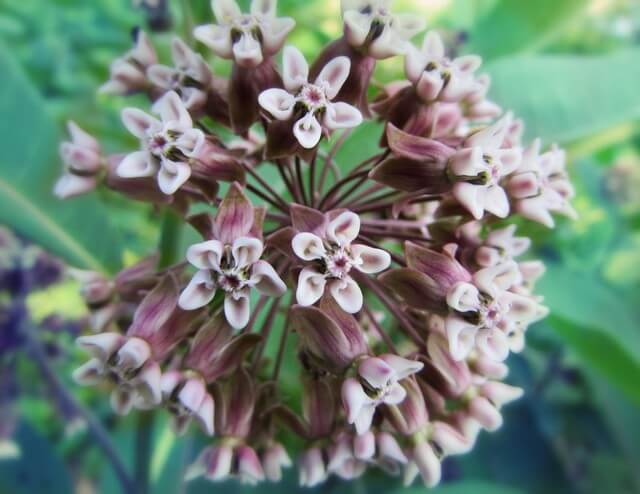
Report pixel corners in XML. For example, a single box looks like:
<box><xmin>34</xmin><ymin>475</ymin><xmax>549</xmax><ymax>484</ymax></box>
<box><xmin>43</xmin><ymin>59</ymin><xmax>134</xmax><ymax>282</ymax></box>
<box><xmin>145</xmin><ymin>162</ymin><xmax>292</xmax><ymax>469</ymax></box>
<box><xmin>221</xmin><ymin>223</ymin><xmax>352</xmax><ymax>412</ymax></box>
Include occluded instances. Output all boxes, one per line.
<box><xmin>0</xmin><ymin>43</ymin><xmax>123</xmax><ymax>273</ymax></box>
<box><xmin>547</xmin><ymin>315</ymin><xmax>640</xmax><ymax>406</ymax></box>
<box><xmin>485</xmin><ymin>49</ymin><xmax>640</xmax><ymax>143</ymax></box>
<box><xmin>465</xmin><ymin>0</ymin><xmax>587</xmax><ymax>60</ymax></box>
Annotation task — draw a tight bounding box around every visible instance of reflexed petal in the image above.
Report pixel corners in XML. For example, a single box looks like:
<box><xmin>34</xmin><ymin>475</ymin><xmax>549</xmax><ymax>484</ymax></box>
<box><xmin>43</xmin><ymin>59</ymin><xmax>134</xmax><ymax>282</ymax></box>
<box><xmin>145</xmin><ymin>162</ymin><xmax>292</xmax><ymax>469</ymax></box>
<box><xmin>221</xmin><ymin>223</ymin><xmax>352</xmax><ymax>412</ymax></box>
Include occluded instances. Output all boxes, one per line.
<box><xmin>299</xmin><ymin>448</ymin><xmax>327</xmax><ymax>487</ymax></box>
<box><xmin>341</xmin><ymin>377</ymin><xmax>369</xmax><ymax>423</ymax></box>
<box><xmin>445</xmin><ymin>316</ymin><xmax>477</xmax><ymax>361</ymax></box>
<box><xmin>186</xmin><ymin>240</ymin><xmax>224</xmax><ymax>270</ymax></box>
<box><xmin>446</xmin><ymin>282</ymin><xmax>480</xmax><ymax>312</ymax></box>
<box><xmin>476</xmin><ymin>328</ymin><xmax>509</xmax><ymax>362</ymax></box>
<box><xmin>291</xmin><ymin>232</ymin><xmax>326</xmax><ymax>260</ymax></box>
<box><xmin>261</xmin><ymin>16</ymin><xmax>296</xmax><ymax>55</ymax></box>
<box><xmin>175</xmin><ymin>128</ymin><xmax>205</xmax><ymax>156</ymax></box>
<box><xmin>146</xmin><ymin>64</ymin><xmax>178</xmax><ymax>89</ymax></box>
<box><xmin>369</xmin><ymin>25</ymin><xmax>408</xmax><ymax>60</ymax></box>
<box><xmin>68</xmin><ymin>121</ymin><xmax>100</xmax><ymax>151</ymax></box>
<box><xmin>324</xmin><ymin>102</ymin><xmax>363</xmax><ymax>130</ymax></box>
<box><xmin>351</xmin><ymin>244</ymin><xmax>390</xmax><ymax>274</ymax></box>
<box><xmin>224</xmin><ymin>289</ymin><xmax>251</xmax><ymax>329</ymax></box>
<box><xmin>379</xmin><ymin>354</ymin><xmax>424</xmax><ymax>380</ymax></box>
<box><xmin>212</xmin><ymin>0</ymin><xmax>242</xmax><ymax>24</ymax></box>
<box><xmin>158</xmin><ymin>160</ymin><xmax>191</xmax><ymax>195</ymax></box>
<box><xmin>135</xmin><ymin>362</ymin><xmax>163</xmax><ymax>408</ymax></box>
<box><xmin>416</xmin><ymin>71</ymin><xmax>445</xmax><ymax>102</ymax></box>
<box><xmin>384</xmin><ymin>383</ymin><xmax>407</xmax><ymax>405</ymax></box>
<box><xmin>453</xmin><ymin>182</ymin><xmax>484</xmax><ymax>220</ymax></box>
<box><xmin>237</xmin><ymin>446</ymin><xmax>266</xmax><ymax>484</ymax></box>
<box><xmin>111</xmin><ymin>387</ymin><xmax>135</xmax><ymax>415</ymax></box>
<box><xmin>258</xmin><ymin>88</ymin><xmax>295</xmax><ymax>120</ymax></box>
<box><xmin>422</xmin><ymin>30</ymin><xmax>445</xmax><ymax>57</ymax></box>
<box><xmin>469</xmin><ymin>396</ymin><xmax>502</xmax><ymax>431</ymax></box>
<box><xmin>76</xmin><ymin>332</ymin><xmax>123</xmax><ymax>361</ymax></box>
<box><xmin>232</xmin><ymin>236</ymin><xmax>264</xmax><ymax>268</ymax></box>
<box><xmin>377</xmin><ymin>431</ymin><xmax>408</xmax><ymax>464</ymax></box>
<box><xmin>53</xmin><ymin>174</ymin><xmax>97</xmax><ymax>199</ymax></box>
<box><xmin>250</xmin><ymin>260</ymin><xmax>286</xmax><ymax>296</ymax></box>
<box><xmin>178</xmin><ymin>270</ymin><xmax>217</xmax><ymax>310</ymax></box>
<box><xmin>393</xmin><ymin>13</ymin><xmax>426</xmax><ymax>41</ymax></box>
<box><xmin>481</xmin><ymin>381</ymin><xmax>523</xmax><ymax>407</ymax></box>
<box><xmin>358</xmin><ymin>357</ymin><xmax>394</xmax><ymax>389</ymax></box>
<box><xmin>72</xmin><ymin>358</ymin><xmax>104</xmax><ymax>385</ymax></box>
<box><xmin>483</xmin><ymin>185</ymin><xmax>510</xmax><ymax>218</ymax></box>
<box><xmin>194</xmin><ymin>24</ymin><xmax>233</xmax><ymax>58</ymax></box>
<box><xmin>454</xmin><ymin>54</ymin><xmax>482</xmax><ymax>74</ymax></box>
<box><xmin>431</xmin><ymin>422</ymin><xmax>472</xmax><ymax>455</ymax></box>
<box><xmin>121</xmin><ymin>108</ymin><xmax>159</xmax><ymax>139</ymax></box>
<box><xmin>326</xmin><ymin>211</ymin><xmax>360</xmax><ymax>246</ymax></box>
<box><xmin>404</xmin><ymin>44</ymin><xmax>427</xmax><ymax>84</ymax></box>
<box><xmin>232</xmin><ymin>32</ymin><xmax>264</xmax><ymax>67</ymax></box>
<box><xmin>117</xmin><ymin>151</ymin><xmax>157</xmax><ymax>178</ymax></box>
<box><xmin>353</xmin><ymin>403</ymin><xmax>376</xmax><ymax>435</ymax></box>
<box><xmin>473</xmin><ymin>261</ymin><xmax>520</xmax><ymax>296</ymax></box>
<box><xmin>205</xmin><ymin>445</ymin><xmax>234</xmax><ymax>481</ymax></box>
<box><xmin>329</xmin><ymin>277</ymin><xmax>363</xmax><ymax>313</ymax></box>
<box><xmin>116</xmin><ymin>337</ymin><xmax>152</xmax><ymax>372</ymax></box>
<box><xmin>250</xmin><ymin>0</ymin><xmax>276</xmax><ymax>17</ymax></box>
<box><xmin>296</xmin><ymin>267</ymin><xmax>326</xmax><ymax>306</ymax></box>
<box><xmin>194</xmin><ymin>394</ymin><xmax>215</xmax><ymax>435</ymax></box>
<box><xmin>293</xmin><ymin>112</ymin><xmax>322</xmax><ymax>149</ymax></box>
<box><xmin>153</xmin><ymin>91</ymin><xmax>192</xmax><ymax>128</ymax></box>
<box><xmin>282</xmin><ymin>45</ymin><xmax>309</xmax><ymax>92</ymax></box>
<box><xmin>315</xmin><ymin>56</ymin><xmax>351</xmax><ymax>99</ymax></box>
<box><xmin>343</xmin><ymin>10</ymin><xmax>371</xmax><ymax>48</ymax></box>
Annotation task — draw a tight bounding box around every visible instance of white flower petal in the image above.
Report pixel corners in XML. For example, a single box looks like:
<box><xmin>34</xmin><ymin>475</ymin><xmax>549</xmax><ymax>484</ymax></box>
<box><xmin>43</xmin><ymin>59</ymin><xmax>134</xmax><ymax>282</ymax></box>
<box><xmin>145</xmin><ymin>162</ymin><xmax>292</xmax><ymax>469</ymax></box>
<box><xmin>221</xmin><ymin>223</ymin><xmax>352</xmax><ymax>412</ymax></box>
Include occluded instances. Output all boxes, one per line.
<box><xmin>158</xmin><ymin>160</ymin><xmax>191</xmax><ymax>195</ymax></box>
<box><xmin>186</xmin><ymin>240</ymin><xmax>224</xmax><ymax>270</ymax></box>
<box><xmin>315</xmin><ymin>56</ymin><xmax>351</xmax><ymax>100</ymax></box>
<box><xmin>327</xmin><ymin>211</ymin><xmax>360</xmax><ymax>246</ymax></box>
<box><xmin>121</xmin><ymin>108</ymin><xmax>159</xmax><ymax>139</ymax></box>
<box><xmin>232</xmin><ymin>236</ymin><xmax>264</xmax><ymax>268</ymax></box>
<box><xmin>250</xmin><ymin>260</ymin><xmax>287</xmax><ymax>296</ymax></box>
<box><xmin>258</xmin><ymin>88</ymin><xmax>295</xmax><ymax>120</ymax></box>
<box><xmin>213</xmin><ymin>0</ymin><xmax>242</xmax><ymax>24</ymax></box>
<box><xmin>329</xmin><ymin>277</ymin><xmax>363</xmax><ymax>313</ymax></box>
<box><xmin>282</xmin><ymin>45</ymin><xmax>309</xmax><ymax>93</ymax></box>
<box><xmin>293</xmin><ymin>113</ymin><xmax>322</xmax><ymax>149</ymax></box>
<box><xmin>193</xmin><ymin>24</ymin><xmax>233</xmax><ymax>59</ymax></box>
<box><xmin>291</xmin><ymin>232</ymin><xmax>326</xmax><ymax>261</ymax></box>
<box><xmin>224</xmin><ymin>289</ymin><xmax>251</xmax><ymax>329</ymax></box>
<box><xmin>351</xmin><ymin>244</ymin><xmax>390</xmax><ymax>274</ymax></box>
<box><xmin>232</xmin><ymin>33</ymin><xmax>264</xmax><ymax>67</ymax></box>
<box><xmin>324</xmin><ymin>102</ymin><xmax>363</xmax><ymax>130</ymax></box>
<box><xmin>153</xmin><ymin>91</ymin><xmax>193</xmax><ymax>128</ymax></box>
<box><xmin>117</xmin><ymin>151</ymin><xmax>157</xmax><ymax>178</ymax></box>
<box><xmin>179</xmin><ymin>270</ymin><xmax>217</xmax><ymax>310</ymax></box>
<box><xmin>296</xmin><ymin>267</ymin><xmax>326</xmax><ymax>306</ymax></box>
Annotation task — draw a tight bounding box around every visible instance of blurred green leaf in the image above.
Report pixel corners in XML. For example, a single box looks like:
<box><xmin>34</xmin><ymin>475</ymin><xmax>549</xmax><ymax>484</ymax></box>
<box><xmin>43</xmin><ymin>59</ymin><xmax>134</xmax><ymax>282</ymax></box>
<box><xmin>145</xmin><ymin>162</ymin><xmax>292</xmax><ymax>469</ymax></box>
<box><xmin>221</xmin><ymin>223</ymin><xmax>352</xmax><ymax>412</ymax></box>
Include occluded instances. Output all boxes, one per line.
<box><xmin>0</xmin><ymin>43</ymin><xmax>123</xmax><ymax>273</ymax></box>
<box><xmin>547</xmin><ymin>315</ymin><xmax>640</xmax><ymax>406</ymax></box>
<box><xmin>466</xmin><ymin>0</ymin><xmax>587</xmax><ymax>60</ymax></box>
<box><xmin>485</xmin><ymin>49</ymin><xmax>640</xmax><ymax>143</ymax></box>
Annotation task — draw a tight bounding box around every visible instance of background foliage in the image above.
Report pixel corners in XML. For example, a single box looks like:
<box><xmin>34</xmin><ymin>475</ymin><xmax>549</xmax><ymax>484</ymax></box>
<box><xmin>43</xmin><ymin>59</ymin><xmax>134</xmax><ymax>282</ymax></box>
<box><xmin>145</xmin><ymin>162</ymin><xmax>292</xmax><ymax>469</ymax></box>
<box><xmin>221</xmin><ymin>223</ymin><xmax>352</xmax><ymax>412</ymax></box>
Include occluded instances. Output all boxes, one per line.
<box><xmin>0</xmin><ymin>0</ymin><xmax>639</xmax><ymax>492</ymax></box>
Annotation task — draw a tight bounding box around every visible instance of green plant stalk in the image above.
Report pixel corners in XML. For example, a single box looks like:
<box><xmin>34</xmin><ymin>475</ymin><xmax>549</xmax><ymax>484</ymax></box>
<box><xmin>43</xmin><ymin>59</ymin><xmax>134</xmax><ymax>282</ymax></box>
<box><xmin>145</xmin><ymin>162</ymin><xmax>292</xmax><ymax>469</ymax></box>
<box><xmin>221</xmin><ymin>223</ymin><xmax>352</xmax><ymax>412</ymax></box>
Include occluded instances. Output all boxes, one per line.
<box><xmin>136</xmin><ymin>208</ymin><xmax>184</xmax><ymax>493</ymax></box>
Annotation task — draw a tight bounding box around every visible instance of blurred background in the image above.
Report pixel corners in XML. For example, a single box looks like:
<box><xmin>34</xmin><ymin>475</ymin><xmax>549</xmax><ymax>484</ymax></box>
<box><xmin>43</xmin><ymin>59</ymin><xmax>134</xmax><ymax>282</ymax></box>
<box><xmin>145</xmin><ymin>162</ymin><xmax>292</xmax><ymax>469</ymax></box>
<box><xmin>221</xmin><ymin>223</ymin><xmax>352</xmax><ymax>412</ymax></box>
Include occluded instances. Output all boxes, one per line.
<box><xmin>1</xmin><ymin>0</ymin><xmax>639</xmax><ymax>493</ymax></box>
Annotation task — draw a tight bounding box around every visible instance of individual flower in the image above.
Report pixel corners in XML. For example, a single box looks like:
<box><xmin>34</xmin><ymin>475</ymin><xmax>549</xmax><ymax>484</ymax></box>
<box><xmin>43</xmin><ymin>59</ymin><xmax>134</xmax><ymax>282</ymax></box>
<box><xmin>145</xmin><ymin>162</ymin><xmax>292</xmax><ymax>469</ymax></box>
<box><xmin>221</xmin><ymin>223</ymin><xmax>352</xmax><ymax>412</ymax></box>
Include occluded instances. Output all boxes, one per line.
<box><xmin>465</xmin><ymin>381</ymin><xmax>523</xmax><ymax>432</ymax></box>
<box><xmin>445</xmin><ymin>261</ymin><xmax>541</xmax><ymax>361</ymax></box>
<box><xmin>342</xmin><ymin>354</ymin><xmax>423</xmax><ymax>434</ymax></box>
<box><xmin>54</xmin><ymin>122</ymin><xmax>104</xmax><ymax>199</ymax></box>
<box><xmin>73</xmin><ymin>275</ymin><xmax>193</xmax><ymax>414</ymax></box>
<box><xmin>178</xmin><ymin>183</ymin><xmax>286</xmax><ymax>329</ymax></box>
<box><xmin>448</xmin><ymin>113</ymin><xmax>523</xmax><ymax>219</ymax></box>
<box><xmin>100</xmin><ymin>29</ymin><xmax>157</xmax><ymax>95</ymax></box>
<box><xmin>507</xmin><ymin>139</ymin><xmax>577</xmax><ymax>227</ymax></box>
<box><xmin>194</xmin><ymin>0</ymin><xmax>295</xmax><ymax>68</ymax></box>
<box><xmin>405</xmin><ymin>31</ymin><xmax>482</xmax><ymax>103</ymax></box>
<box><xmin>261</xmin><ymin>441</ymin><xmax>292</xmax><ymax>482</ymax></box>
<box><xmin>118</xmin><ymin>91</ymin><xmax>205</xmax><ymax>195</ymax></box>
<box><xmin>160</xmin><ymin>314</ymin><xmax>260</xmax><ymax>435</ymax></box>
<box><xmin>474</xmin><ymin>224</ymin><xmax>531</xmax><ymax>268</ymax></box>
<box><xmin>147</xmin><ymin>37</ymin><xmax>213</xmax><ymax>112</ymax></box>
<box><xmin>291</xmin><ymin>209</ymin><xmax>390</xmax><ymax>313</ymax></box>
<box><xmin>259</xmin><ymin>46</ymin><xmax>363</xmax><ymax>150</ymax></box>
<box><xmin>341</xmin><ymin>0</ymin><xmax>425</xmax><ymax>59</ymax></box>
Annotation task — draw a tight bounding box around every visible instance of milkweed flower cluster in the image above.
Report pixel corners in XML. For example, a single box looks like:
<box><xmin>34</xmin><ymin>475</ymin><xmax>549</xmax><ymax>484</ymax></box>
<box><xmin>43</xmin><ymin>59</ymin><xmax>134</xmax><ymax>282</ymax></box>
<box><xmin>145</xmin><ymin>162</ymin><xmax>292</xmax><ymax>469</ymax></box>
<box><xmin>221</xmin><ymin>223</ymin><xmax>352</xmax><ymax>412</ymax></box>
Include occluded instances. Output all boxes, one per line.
<box><xmin>57</xmin><ymin>0</ymin><xmax>575</xmax><ymax>488</ymax></box>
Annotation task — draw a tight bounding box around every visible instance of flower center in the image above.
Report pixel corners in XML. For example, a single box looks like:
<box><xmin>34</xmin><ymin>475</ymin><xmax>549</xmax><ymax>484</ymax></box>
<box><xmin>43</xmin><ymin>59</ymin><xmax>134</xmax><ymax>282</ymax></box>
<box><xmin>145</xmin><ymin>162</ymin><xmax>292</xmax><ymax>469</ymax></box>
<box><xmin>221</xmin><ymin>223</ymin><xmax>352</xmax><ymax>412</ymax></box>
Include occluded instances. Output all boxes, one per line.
<box><xmin>298</xmin><ymin>84</ymin><xmax>328</xmax><ymax>112</ymax></box>
<box><xmin>323</xmin><ymin>245</ymin><xmax>354</xmax><ymax>279</ymax></box>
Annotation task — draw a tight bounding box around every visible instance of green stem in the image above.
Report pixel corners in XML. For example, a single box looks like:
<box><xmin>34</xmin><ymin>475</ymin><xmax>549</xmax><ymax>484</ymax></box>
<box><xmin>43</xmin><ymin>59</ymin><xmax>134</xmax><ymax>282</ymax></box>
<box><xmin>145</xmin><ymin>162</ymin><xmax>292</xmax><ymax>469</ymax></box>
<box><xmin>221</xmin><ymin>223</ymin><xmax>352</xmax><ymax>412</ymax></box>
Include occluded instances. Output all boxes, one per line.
<box><xmin>157</xmin><ymin>209</ymin><xmax>182</xmax><ymax>270</ymax></box>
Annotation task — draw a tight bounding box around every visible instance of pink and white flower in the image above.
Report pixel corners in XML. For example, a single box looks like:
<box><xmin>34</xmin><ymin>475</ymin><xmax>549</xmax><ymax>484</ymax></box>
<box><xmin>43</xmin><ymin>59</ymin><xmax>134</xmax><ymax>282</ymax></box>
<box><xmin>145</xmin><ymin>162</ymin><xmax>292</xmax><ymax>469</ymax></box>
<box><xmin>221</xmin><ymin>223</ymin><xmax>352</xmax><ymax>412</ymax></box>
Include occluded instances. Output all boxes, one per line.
<box><xmin>405</xmin><ymin>31</ymin><xmax>482</xmax><ymax>103</ymax></box>
<box><xmin>342</xmin><ymin>354</ymin><xmax>423</xmax><ymax>434</ymax></box>
<box><xmin>118</xmin><ymin>91</ymin><xmax>205</xmax><ymax>195</ymax></box>
<box><xmin>341</xmin><ymin>0</ymin><xmax>425</xmax><ymax>59</ymax></box>
<box><xmin>258</xmin><ymin>46</ymin><xmax>363</xmax><ymax>149</ymax></box>
<box><xmin>448</xmin><ymin>113</ymin><xmax>523</xmax><ymax>219</ymax></box>
<box><xmin>508</xmin><ymin>139</ymin><xmax>577</xmax><ymax>227</ymax></box>
<box><xmin>194</xmin><ymin>0</ymin><xmax>295</xmax><ymax>68</ymax></box>
<box><xmin>100</xmin><ymin>29</ymin><xmax>157</xmax><ymax>95</ymax></box>
<box><xmin>292</xmin><ymin>211</ymin><xmax>390</xmax><ymax>313</ymax></box>
<box><xmin>55</xmin><ymin>122</ymin><xmax>103</xmax><ymax>199</ymax></box>
<box><xmin>179</xmin><ymin>184</ymin><xmax>286</xmax><ymax>329</ymax></box>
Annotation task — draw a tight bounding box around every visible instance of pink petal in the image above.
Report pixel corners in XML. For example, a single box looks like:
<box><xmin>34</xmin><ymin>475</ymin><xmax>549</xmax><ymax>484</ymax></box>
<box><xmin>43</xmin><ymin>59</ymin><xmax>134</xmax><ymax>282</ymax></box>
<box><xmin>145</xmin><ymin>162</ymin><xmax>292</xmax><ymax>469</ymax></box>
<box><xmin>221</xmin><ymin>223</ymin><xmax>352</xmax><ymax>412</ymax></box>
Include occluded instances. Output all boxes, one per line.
<box><xmin>326</xmin><ymin>211</ymin><xmax>360</xmax><ymax>246</ymax></box>
<box><xmin>193</xmin><ymin>24</ymin><xmax>233</xmax><ymax>59</ymax></box>
<box><xmin>358</xmin><ymin>357</ymin><xmax>394</xmax><ymax>388</ymax></box>
<box><xmin>178</xmin><ymin>270</ymin><xmax>217</xmax><ymax>310</ymax></box>
<box><xmin>282</xmin><ymin>45</ymin><xmax>309</xmax><ymax>93</ymax></box>
<box><xmin>291</xmin><ymin>232</ymin><xmax>326</xmax><ymax>261</ymax></box>
<box><xmin>205</xmin><ymin>445</ymin><xmax>234</xmax><ymax>481</ymax></box>
<box><xmin>324</xmin><ymin>102</ymin><xmax>362</xmax><ymax>130</ymax></box>
<box><xmin>469</xmin><ymin>396</ymin><xmax>502</xmax><ymax>431</ymax></box>
<box><xmin>354</xmin><ymin>431</ymin><xmax>376</xmax><ymax>460</ymax></box>
<box><xmin>351</xmin><ymin>244</ymin><xmax>390</xmax><ymax>274</ymax></box>
<box><xmin>258</xmin><ymin>88</ymin><xmax>295</xmax><ymax>120</ymax></box>
<box><xmin>53</xmin><ymin>174</ymin><xmax>96</xmax><ymax>199</ymax></box>
<box><xmin>329</xmin><ymin>277</ymin><xmax>363</xmax><ymax>313</ymax></box>
<box><xmin>412</xmin><ymin>442</ymin><xmax>441</xmax><ymax>488</ymax></box>
<box><xmin>445</xmin><ymin>316</ymin><xmax>477</xmax><ymax>361</ymax></box>
<box><xmin>237</xmin><ymin>446</ymin><xmax>266</xmax><ymax>484</ymax></box>
<box><xmin>231</xmin><ymin>236</ymin><xmax>264</xmax><ymax>268</ymax></box>
<box><xmin>121</xmin><ymin>108</ymin><xmax>159</xmax><ymax>139</ymax></box>
<box><xmin>384</xmin><ymin>383</ymin><xmax>408</xmax><ymax>405</ymax></box>
<box><xmin>186</xmin><ymin>240</ymin><xmax>224</xmax><ymax>270</ymax></box>
<box><xmin>379</xmin><ymin>354</ymin><xmax>424</xmax><ymax>380</ymax></box>
<box><xmin>341</xmin><ymin>377</ymin><xmax>370</xmax><ymax>424</ymax></box>
<box><xmin>315</xmin><ymin>56</ymin><xmax>351</xmax><ymax>99</ymax></box>
<box><xmin>293</xmin><ymin>112</ymin><xmax>322</xmax><ymax>149</ymax></box>
<box><xmin>224</xmin><ymin>288</ymin><xmax>251</xmax><ymax>329</ymax></box>
<box><xmin>377</xmin><ymin>432</ymin><xmax>408</xmax><ymax>464</ymax></box>
<box><xmin>416</xmin><ymin>71</ymin><xmax>445</xmax><ymax>102</ymax></box>
<box><xmin>117</xmin><ymin>151</ymin><xmax>156</xmax><ymax>178</ymax></box>
<box><xmin>250</xmin><ymin>260</ymin><xmax>286</xmax><ymax>296</ymax></box>
<box><xmin>213</xmin><ymin>182</ymin><xmax>255</xmax><ymax>244</ymax></box>
<box><xmin>296</xmin><ymin>267</ymin><xmax>326</xmax><ymax>306</ymax></box>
